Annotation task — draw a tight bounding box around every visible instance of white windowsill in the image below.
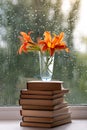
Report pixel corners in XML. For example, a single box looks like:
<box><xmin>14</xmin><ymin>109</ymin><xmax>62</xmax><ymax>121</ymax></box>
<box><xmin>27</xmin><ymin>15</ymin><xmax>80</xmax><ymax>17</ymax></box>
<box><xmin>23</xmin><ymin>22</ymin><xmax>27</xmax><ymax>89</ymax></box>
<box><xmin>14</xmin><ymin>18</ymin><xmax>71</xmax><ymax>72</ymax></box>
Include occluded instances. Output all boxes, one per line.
<box><xmin>0</xmin><ymin>106</ymin><xmax>87</xmax><ymax>130</ymax></box>
<box><xmin>0</xmin><ymin>106</ymin><xmax>87</xmax><ymax>120</ymax></box>
<box><xmin>0</xmin><ymin>120</ymin><xmax>87</xmax><ymax>130</ymax></box>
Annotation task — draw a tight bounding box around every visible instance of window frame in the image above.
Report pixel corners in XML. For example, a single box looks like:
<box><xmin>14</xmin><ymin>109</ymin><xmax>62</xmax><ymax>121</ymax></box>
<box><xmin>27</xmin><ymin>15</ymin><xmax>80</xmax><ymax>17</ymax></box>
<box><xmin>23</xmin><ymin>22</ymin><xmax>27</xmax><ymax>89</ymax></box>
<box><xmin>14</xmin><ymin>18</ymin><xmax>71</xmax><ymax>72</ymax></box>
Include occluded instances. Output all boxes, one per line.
<box><xmin>0</xmin><ymin>106</ymin><xmax>87</xmax><ymax>120</ymax></box>
<box><xmin>0</xmin><ymin>1</ymin><xmax>87</xmax><ymax>121</ymax></box>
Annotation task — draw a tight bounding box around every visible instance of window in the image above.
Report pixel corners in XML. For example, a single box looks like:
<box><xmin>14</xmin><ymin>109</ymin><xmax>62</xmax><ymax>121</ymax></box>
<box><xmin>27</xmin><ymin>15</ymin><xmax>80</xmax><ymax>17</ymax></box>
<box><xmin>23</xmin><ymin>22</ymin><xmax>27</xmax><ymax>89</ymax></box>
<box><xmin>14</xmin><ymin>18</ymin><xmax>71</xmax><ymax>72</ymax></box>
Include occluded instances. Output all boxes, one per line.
<box><xmin>0</xmin><ymin>0</ymin><xmax>87</xmax><ymax>106</ymax></box>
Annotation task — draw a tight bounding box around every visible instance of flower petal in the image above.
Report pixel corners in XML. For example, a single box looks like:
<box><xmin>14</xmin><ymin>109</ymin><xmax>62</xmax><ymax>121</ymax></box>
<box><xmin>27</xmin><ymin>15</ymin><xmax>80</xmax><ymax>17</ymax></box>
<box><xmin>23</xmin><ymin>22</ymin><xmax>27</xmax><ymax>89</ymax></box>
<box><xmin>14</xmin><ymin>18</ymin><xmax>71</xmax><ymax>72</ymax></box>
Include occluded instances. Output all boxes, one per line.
<box><xmin>20</xmin><ymin>31</ymin><xmax>33</xmax><ymax>42</ymax></box>
<box><xmin>44</xmin><ymin>31</ymin><xmax>51</xmax><ymax>43</ymax></box>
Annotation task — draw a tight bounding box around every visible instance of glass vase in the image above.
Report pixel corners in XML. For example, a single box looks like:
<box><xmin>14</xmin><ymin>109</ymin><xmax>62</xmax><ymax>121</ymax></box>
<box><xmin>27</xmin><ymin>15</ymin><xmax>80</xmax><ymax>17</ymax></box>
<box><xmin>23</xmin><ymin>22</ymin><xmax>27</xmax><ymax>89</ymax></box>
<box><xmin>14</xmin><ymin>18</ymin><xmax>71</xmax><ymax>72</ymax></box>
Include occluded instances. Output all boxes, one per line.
<box><xmin>39</xmin><ymin>51</ymin><xmax>55</xmax><ymax>81</ymax></box>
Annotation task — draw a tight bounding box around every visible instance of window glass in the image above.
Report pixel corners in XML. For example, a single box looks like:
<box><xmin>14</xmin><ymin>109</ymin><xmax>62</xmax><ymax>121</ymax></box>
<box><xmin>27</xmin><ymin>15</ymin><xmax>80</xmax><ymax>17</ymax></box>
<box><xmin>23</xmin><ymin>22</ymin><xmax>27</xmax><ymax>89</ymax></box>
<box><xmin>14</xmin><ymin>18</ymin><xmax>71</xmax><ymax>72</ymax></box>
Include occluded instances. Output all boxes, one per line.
<box><xmin>0</xmin><ymin>0</ymin><xmax>87</xmax><ymax>105</ymax></box>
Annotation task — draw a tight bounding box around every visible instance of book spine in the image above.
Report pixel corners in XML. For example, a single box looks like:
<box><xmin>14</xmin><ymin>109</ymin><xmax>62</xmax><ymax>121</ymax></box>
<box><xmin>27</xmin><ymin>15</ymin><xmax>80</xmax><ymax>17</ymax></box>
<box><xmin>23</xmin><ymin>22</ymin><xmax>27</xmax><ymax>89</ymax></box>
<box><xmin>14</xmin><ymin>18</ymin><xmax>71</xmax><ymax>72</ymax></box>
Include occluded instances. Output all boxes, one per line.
<box><xmin>20</xmin><ymin>93</ymin><xmax>64</xmax><ymax>100</ymax></box>
<box><xmin>21</xmin><ymin>102</ymin><xmax>68</xmax><ymax>110</ymax></box>
<box><xmin>20</xmin><ymin>117</ymin><xmax>71</xmax><ymax>128</ymax></box>
<box><xmin>20</xmin><ymin>89</ymin><xmax>69</xmax><ymax>95</ymax></box>
<box><xmin>22</xmin><ymin>113</ymin><xmax>71</xmax><ymax>123</ymax></box>
<box><xmin>20</xmin><ymin>107</ymin><xmax>69</xmax><ymax>117</ymax></box>
<box><xmin>19</xmin><ymin>98</ymin><xmax>63</xmax><ymax>106</ymax></box>
<box><xmin>20</xmin><ymin>121</ymin><xmax>51</xmax><ymax>128</ymax></box>
<box><xmin>27</xmin><ymin>81</ymin><xmax>63</xmax><ymax>91</ymax></box>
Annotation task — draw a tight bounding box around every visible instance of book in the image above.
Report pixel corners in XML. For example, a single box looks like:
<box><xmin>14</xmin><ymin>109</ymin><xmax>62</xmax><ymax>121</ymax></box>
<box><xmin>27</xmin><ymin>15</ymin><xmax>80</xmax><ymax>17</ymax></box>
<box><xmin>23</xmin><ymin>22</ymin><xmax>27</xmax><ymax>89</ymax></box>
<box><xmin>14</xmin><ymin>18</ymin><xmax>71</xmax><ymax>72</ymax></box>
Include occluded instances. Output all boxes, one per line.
<box><xmin>20</xmin><ymin>117</ymin><xmax>71</xmax><ymax>128</ymax></box>
<box><xmin>20</xmin><ymin>107</ymin><xmax>69</xmax><ymax>117</ymax></box>
<box><xmin>19</xmin><ymin>97</ymin><xmax>64</xmax><ymax>106</ymax></box>
<box><xmin>27</xmin><ymin>81</ymin><xmax>63</xmax><ymax>91</ymax></box>
<box><xmin>20</xmin><ymin>89</ymin><xmax>69</xmax><ymax>96</ymax></box>
<box><xmin>22</xmin><ymin>113</ymin><xmax>71</xmax><ymax>123</ymax></box>
<box><xmin>22</xmin><ymin>102</ymin><xmax>68</xmax><ymax>110</ymax></box>
<box><xmin>20</xmin><ymin>92</ymin><xmax>64</xmax><ymax>100</ymax></box>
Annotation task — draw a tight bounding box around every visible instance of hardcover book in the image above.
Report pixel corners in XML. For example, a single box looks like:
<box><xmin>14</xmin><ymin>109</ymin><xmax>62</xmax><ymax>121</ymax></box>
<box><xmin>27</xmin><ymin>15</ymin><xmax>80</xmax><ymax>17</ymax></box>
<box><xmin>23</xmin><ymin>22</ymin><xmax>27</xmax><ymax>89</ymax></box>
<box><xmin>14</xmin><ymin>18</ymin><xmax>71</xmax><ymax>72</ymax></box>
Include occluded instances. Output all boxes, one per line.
<box><xmin>20</xmin><ymin>117</ymin><xmax>71</xmax><ymax>128</ymax></box>
<box><xmin>22</xmin><ymin>112</ymin><xmax>71</xmax><ymax>123</ymax></box>
<box><xmin>20</xmin><ymin>92</ymin><xmax>64</xmax><ymax>99</ymax></box>
<box><xmin>20</xmin><ymin>107</ymin><xmax>69</xmax><ymax>117</ymax></box>
<box><xmin>21</xmin><ymin>102</ymin><xmax>68</xmax><ymax>110</ymax></box>
<box><xmin>19</xmin><ymin>97</ymin><xmax>64</xmax><ymax>106</ymax></box>
<box><xmin>27</xmin><ymin>81</ymin><xmax>63</xmax><ymax>91</ymax></box>
<box><xmin>21</xmin><ymin>89</ymin><xmax>69</xmax><ymax>96</ymax></box>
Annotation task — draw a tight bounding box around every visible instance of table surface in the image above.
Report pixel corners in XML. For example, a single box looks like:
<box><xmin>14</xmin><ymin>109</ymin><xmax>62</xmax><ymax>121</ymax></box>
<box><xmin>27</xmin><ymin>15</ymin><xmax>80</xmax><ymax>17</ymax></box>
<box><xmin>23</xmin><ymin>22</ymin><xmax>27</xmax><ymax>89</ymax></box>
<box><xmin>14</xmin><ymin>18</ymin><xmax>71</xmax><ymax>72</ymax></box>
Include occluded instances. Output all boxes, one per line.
<box><xmin>0</xmin><ymin>120</ymin><xmax>87</xmax><ymax>130</ymax></box>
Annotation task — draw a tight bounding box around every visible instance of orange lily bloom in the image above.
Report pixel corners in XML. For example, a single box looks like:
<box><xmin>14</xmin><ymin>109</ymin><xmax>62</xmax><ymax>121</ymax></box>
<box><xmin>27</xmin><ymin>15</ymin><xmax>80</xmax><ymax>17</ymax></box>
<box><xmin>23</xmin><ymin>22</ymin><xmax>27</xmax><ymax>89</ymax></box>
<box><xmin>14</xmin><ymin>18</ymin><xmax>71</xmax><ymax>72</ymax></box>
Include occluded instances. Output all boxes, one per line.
<box><xmin>38</xmin><ymin>31</ymin><xmax>69</xmax><ymax>56</ymax></box>
<box><xmin>18</xmin><ymin>31</ymin><xmax>69</xmax><ymax>56</ymax></box>
<box><xmin>18</xmin><ymin>31</ymin><xmax>35</xmax><ymax>54</ymax></box>
<box><xmin>18</xmin><ymin>42</ymin><xmax>30</xmax><ymax>54</ymax></box>
<box><xmin>20</xmin><ymin>31</ymin><xmax>33</xmax><ymax>43</ymax></box>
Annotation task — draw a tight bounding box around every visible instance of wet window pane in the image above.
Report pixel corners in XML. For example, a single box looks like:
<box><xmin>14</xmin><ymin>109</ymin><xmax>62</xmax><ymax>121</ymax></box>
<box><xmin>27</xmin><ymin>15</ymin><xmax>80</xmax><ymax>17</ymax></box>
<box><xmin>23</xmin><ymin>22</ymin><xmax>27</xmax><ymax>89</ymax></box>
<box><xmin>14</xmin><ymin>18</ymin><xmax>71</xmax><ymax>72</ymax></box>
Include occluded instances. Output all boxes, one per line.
<box><xmin>0</xmin><ymin>0</ymin><xmax>87</xmax><ymax>105</ymax></box>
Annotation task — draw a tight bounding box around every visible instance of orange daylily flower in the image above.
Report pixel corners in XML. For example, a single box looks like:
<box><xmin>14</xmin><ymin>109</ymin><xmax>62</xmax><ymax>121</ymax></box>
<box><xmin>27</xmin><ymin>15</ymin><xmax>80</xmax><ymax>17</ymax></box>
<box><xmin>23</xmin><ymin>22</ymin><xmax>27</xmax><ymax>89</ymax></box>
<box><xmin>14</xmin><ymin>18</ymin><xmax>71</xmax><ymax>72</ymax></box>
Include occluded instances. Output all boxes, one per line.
<box><xmin>18</xmin><ymin>31</ymin><xmax>69</xmax><ymax>56</ymax></box>
<box><xmin>20</xmin><ymin>31</ymin><xmax>33</xmax><ymax>43</ymax></box>
<box><xmin>38</xmin><ymin>31</ymin><xmax>69</xmax><ymax>56</ymax></box>
<box><xmin>18</xmin><ymin>42</ymin><xmax>30</xmax><ymax>54</ymax></box>
<box><xmin>18</xmin><ymin>31</ymin><xmax>35</xmax><ymax>54</ymax></box>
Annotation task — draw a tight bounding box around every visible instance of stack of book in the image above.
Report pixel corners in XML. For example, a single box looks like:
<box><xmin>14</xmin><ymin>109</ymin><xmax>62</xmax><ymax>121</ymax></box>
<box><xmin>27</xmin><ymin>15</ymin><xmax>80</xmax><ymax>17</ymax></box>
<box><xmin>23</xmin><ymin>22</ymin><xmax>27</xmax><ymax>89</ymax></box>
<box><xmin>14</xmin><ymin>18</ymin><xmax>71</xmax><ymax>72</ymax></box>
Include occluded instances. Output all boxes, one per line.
<box><xmin>19</xmin><ymin>81</ymin><xmax>71</xmax><ymax>128</ymax></box>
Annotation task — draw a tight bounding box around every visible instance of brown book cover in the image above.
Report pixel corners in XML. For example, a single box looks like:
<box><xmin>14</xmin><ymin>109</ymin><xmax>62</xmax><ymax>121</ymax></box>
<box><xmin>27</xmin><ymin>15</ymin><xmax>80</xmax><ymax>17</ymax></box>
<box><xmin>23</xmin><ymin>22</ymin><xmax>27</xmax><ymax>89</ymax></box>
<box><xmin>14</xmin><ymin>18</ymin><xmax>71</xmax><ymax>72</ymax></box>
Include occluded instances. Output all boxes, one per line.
<box><xmin>20</xmin><ymin>107</ymin><xmax>69</xmax><ymax>117</ymax></box>
<box><xmin>27</xmin><ymin>81</ymin><xmax>63</xmax><ymax>91</ymax></box>
<box><xmin>19</xmin><ymin>97</ymin><xmax>64</xmax><ymax>106</ymax></box>
<box><xmin>22</xmin><ymin>113</ymin><xmax>71</xmax><ymax>123</ymax></box>
<box><xmin>20</xmin><ymin>117</ymin><xmax>71</xmax><ymax>128</ymax></box>
<box><xmin>20</xmin><ymin>89</ymin><xmax>69</xmax><ymax>96</ymax></box>
<box><xmin>20</xmin><ymin>92</ymin><xmax>64</xmax><ymax>100</ymax></box>
<box><xmin>22</xmin><ymin>102</ymin><xmax>68</xmax><ymax>110</ymax></box>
